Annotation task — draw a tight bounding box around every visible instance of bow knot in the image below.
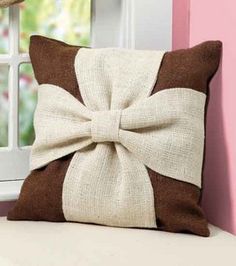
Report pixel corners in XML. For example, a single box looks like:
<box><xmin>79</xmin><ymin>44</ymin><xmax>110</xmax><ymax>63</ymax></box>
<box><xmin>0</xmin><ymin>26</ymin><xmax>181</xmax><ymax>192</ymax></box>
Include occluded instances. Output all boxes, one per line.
<box><xmin>91</xmin><ymin>110</ymin><xmax>121</xmax><ymax>143</ymax></box>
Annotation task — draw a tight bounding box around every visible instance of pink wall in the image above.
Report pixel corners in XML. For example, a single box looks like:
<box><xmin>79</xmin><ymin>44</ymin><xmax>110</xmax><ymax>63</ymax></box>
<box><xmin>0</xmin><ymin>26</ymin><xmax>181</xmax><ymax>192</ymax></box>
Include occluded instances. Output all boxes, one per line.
<box><xmin>173</xmin><ymin>0</ymin><xmax>236</xmax><ymax>235</ymax></box>
<box><xmin>172</xmin><ymin>0</ymin><xmax>190</xmax><ymax>49</ymax></box>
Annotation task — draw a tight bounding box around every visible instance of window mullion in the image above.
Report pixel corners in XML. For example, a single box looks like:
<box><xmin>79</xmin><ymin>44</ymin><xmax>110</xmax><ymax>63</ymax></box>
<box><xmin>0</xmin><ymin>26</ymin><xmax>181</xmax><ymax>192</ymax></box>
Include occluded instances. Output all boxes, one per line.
<box><xmin>8</xmin><ymin>5</ymin><xmax>20</xmax><ymax>150</ymax></box>
<box><xmin>120</xmin><ymin>0</ymin><xmax>135</xmax><ymax>49</ymax></box>
<box><xmin>18</xmin><ymin>54</ymin><xmax>30</xmax><ymax>64</ymax></box>
<box><xmin>9</xmin><ymin>6</ymin><xmax>19</xmax><ymax>55</ymax></box>
<box><xmin>0</xmin><ymin>55</ymin><xmax>11</xmax><ymax>64</ymax></box>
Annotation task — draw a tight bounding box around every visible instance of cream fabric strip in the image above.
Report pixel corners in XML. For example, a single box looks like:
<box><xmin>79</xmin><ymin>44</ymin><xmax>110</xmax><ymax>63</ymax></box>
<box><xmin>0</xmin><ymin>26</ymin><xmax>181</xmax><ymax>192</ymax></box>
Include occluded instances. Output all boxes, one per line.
<box><xmin>31</xmin><ymin>48</ymin><xmax>206</xmax><ymax>228</ymax></box>
<box><xmin>74</xmin><ymin>48</ymin><xmax>164</xmax><ymax>111</ymax></box>
<box><xmin>66</xmin><ymin>48</ymin><xmax>162</xmax><ymax>228</ymax></box>
<box><xmin>65</xmin><ymin>49</ymin><xmax>164</xmax><ymax>228</ymax></box>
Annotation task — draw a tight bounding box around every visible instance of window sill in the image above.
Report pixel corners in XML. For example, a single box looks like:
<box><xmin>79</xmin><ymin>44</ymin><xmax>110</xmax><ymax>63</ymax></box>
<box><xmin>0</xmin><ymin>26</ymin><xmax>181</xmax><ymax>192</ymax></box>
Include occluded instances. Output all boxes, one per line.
<box><xmin>0</xmin><ymin>180</ymin><xmax>23</xmax><ymax>202</ymax></box>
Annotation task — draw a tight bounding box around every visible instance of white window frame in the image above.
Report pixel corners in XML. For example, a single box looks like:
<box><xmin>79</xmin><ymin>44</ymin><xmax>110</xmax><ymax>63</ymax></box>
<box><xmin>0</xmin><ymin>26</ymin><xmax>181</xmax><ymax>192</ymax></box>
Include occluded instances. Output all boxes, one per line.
<box><xmin>0</xmin><ymin>0</ymin><xmax>172</xmax><ymax>201</ymax></box>
<box><xmin>121</xmin><ymin>0</ymin><xmax>172</xmax><ymax>50</ymax></box>
<box><xmin>0</xmin><ymin>6</ymin><xmax>30</xmax><ymax>186</ymax></box>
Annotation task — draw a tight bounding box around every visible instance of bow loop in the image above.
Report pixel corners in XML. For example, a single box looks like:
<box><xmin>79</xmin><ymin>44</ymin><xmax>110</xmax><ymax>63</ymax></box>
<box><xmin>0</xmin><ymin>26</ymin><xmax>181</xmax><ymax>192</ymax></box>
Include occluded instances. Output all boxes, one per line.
<box><xmin>91</xmin><ymin>110</ymin><xmax>121</xmax><ymax>143</ymax></box>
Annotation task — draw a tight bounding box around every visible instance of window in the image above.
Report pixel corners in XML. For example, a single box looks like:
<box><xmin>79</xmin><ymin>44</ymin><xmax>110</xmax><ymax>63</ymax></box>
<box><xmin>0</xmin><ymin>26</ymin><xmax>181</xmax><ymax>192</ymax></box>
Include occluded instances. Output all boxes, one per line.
<box><xmin>0</xmin><ymin>0</ymin><xmax>172</xmax><ymax>198</ymax></box>
<box><xmin>0</xmin><ymin>2</ymin><xmax>92</xmax><ymax>183</ymax></box>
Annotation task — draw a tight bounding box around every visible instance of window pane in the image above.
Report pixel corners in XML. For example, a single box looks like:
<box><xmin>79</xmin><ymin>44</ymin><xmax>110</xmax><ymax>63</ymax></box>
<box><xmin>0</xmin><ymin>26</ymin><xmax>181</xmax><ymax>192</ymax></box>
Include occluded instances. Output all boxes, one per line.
<box><xmin>19</xmin><ymin>63</ymin><xmax>38</xmax><ymax>147</ymax></box>
<box><xmin>0</xmin><ymin>65</ymin><xmax>9</xmax><ymax>147</ymax></box>
<box><xmin>0</xmin><ymin>8</ymin><xmax>9</xmax><ymax>54</ymax></box>
<box><xmin>20</xmin><ymin>0</ymin><xmax>91</xmax><ymax>53</ymax></box>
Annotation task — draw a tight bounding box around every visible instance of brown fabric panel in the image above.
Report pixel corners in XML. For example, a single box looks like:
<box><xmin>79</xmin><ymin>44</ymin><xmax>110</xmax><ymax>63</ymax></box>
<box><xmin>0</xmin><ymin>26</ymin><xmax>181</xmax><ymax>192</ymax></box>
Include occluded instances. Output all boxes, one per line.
<box><xmin>8</xmin><ymin>36</ymin><xmax>82</xmax><ymax>222</ymax></box>
<box><xmin>29</xmin><ymin>35</ymin><xmax>83</xmax><ymax>100</ymax></box>
<box><xmin>148</xmin><ymin>40</ymin><xmax>222</xmax><ymax>236</ymax></box>
<box><xmin>148</xmin><ymin>170</ymin><xmax>209</xmax><ymax>237</ymax></box>
<box><xmin>156</xmin><ymin>41</ymin><xmax>222</xmax><ymax>94</ymax></box>
<box><xmin>8</xmin><ymin>155</ymin><xmax>73</xmax><ymax>221</ymax></box>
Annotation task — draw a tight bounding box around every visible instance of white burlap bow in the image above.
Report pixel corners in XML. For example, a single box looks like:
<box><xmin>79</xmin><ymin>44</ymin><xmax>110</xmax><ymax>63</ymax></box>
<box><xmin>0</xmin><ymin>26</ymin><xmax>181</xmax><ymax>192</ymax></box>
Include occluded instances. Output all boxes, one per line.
<box><xmin>31</xmin><ymin>48</ymin><xmax>206</xmax><ymax>228</ymax></box>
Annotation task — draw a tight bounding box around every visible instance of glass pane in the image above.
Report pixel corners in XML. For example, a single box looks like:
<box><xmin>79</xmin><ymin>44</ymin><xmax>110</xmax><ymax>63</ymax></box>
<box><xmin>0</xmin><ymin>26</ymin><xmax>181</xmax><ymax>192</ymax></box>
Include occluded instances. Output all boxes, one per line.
<box><xmin>0</xmin><ymin>65</ymin><xmax>9</xmax><ymax>147</ymax></box>
<box><xmin>20</xmin><ymin>0</ymin><xmax>91</xmax><ymax>53</ymax></box>
<box><xmin>19</xmin><ymin>63</ymin><xmax>38</xmax><ymax>146</ymax></box>
<box><xmin>0</xmin><ymin>8</ymin><xmax>9</xmax><ymax>54</ymax></box>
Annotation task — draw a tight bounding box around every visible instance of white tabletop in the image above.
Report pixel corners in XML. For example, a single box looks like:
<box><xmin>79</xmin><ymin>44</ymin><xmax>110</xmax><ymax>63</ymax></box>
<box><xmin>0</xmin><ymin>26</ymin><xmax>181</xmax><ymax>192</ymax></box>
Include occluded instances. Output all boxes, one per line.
<box><xmin>0</xmin><ymin>217</ymin><xmax>236</xmax><ymax>266</ymax></box>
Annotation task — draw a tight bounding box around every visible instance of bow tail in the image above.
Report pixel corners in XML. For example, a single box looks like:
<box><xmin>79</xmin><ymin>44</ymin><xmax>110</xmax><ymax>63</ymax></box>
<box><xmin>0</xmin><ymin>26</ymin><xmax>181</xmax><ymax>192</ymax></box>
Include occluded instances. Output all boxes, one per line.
<box><xmin>62</xmin><ymin>143</ymin><xmax>157</xmax><ymax>228</ymax></box>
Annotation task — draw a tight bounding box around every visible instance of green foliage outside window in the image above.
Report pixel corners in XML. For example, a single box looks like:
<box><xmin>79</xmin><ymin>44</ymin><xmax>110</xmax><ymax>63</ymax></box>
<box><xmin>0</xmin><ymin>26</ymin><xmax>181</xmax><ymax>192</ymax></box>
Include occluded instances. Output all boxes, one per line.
<box><xmin>0</xmin><ymin>65</ymin><xmax>8</xmax><ymax>147</ymax></box>
<box><xmin>20</xmin><ymin>0</ymin><xmax>91</xmax><ymax>52</ymax></box>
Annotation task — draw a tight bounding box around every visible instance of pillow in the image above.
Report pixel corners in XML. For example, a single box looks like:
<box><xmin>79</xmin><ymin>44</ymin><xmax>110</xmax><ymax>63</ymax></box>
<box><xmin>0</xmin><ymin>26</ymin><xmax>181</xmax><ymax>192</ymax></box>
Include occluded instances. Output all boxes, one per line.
<box><xmin>8</xmin><ymin>36</ymin><xmax>222</xmax><ymax>237</ymax></box>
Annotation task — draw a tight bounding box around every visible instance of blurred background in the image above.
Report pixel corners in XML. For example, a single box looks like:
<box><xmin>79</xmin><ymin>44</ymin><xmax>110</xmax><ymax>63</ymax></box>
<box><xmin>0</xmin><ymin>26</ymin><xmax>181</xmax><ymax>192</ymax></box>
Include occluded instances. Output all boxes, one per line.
<box><xmin>0</xmin><ymin>0</ymin><xmax>91</xmax><ymax>147</ymax></box>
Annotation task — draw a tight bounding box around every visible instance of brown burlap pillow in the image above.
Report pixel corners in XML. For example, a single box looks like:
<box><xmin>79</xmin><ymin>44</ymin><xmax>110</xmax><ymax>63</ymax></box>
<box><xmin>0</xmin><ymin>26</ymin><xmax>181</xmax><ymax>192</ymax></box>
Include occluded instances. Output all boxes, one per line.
<box><xmin>8</xmin><ymin>35</ymin><xmax>222</xmax><ymax>237</ymax></box>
